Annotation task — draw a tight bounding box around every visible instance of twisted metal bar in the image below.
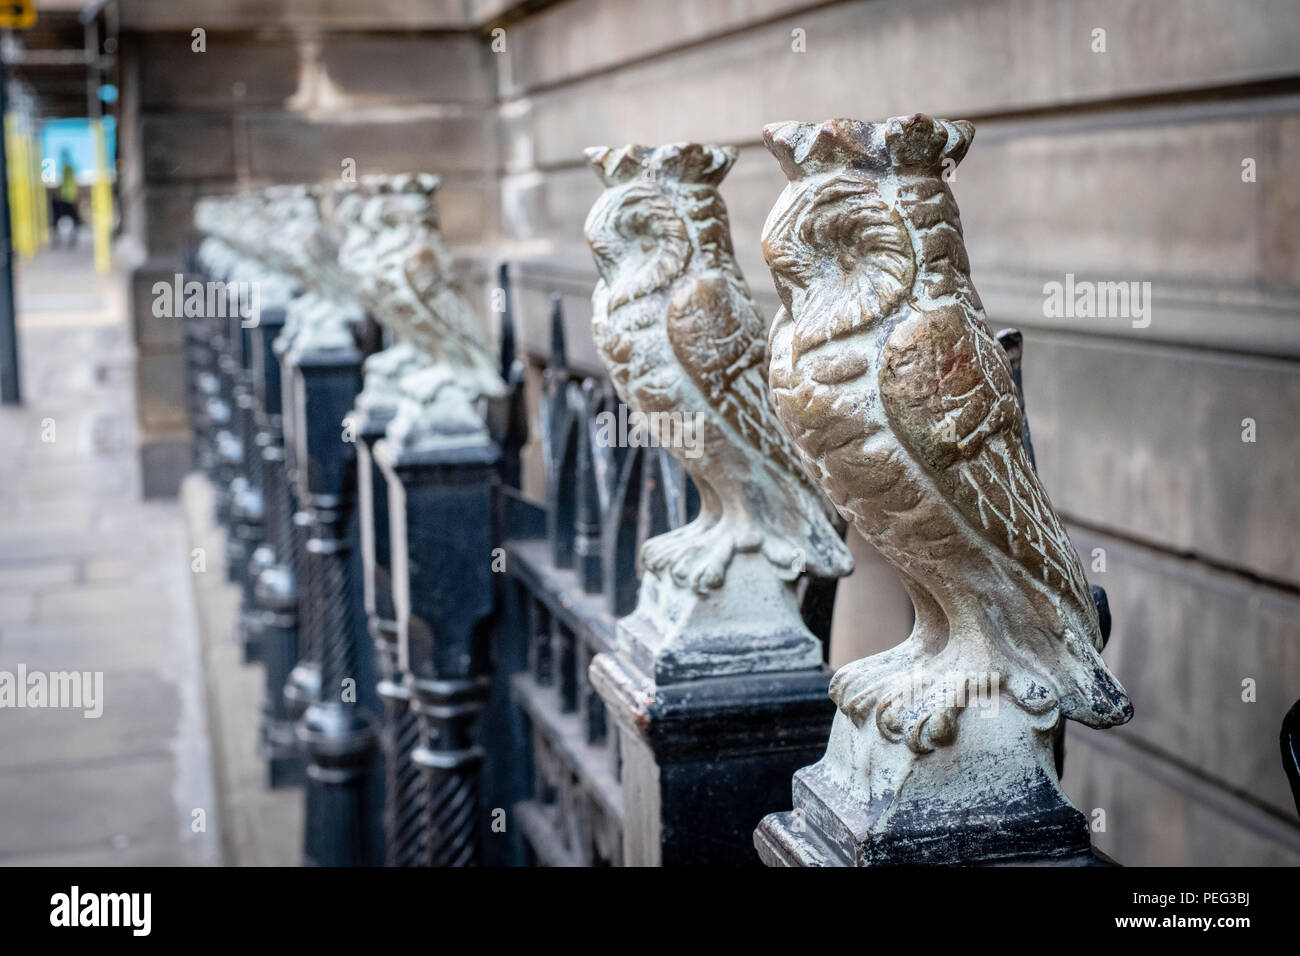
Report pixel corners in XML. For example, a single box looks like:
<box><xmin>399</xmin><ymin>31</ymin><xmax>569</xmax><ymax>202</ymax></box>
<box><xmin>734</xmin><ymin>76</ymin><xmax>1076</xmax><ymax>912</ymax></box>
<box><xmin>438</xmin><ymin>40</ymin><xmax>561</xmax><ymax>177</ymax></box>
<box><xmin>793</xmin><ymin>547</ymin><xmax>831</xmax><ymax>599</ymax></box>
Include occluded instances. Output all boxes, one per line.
<box><xmin>381</xmin><ymin>680</ymin><xmax>427</xmax><ymax>866</ymax></box>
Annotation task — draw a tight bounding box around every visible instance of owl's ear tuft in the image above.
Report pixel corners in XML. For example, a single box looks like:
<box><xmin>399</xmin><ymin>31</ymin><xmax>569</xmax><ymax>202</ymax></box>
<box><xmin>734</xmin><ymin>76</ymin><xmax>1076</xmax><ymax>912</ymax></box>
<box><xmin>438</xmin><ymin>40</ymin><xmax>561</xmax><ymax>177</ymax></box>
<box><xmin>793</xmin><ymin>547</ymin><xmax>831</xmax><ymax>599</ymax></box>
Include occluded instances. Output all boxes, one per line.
<box><xmin>585</xmin><ymin>146</ymin><xmax>611</xmax><ymax>173</ymax></box>
<box><xmin>762</xmin><ymin>121</ymin><xmax>806</xmax><ymax>180</ymax></box>
<box><xmin>586</xmin><ymin>146</ymin><xmax>646</xmax><ymax>186</ymax></box>
<box><xmin>707</xmin><ymin>145</ymin><xmax>738</xmax><ymax>181</ymax></box>
<box><xmin>942</xmin><ymin>120</ymin><xmax>975</xmax><ymax>168</ymax></box>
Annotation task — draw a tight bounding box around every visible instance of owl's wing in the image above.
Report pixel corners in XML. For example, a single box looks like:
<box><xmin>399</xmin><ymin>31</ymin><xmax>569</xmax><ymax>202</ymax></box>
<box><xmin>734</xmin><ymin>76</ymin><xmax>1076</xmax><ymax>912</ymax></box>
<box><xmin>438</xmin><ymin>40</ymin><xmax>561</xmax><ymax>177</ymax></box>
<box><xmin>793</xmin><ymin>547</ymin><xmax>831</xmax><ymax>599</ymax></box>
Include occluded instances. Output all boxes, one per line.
<box><xmin>401</xmin><ymin>242</ymin><xmax>503</xmax><ymax>393</ymax></box>
<box><xmin>402</xmin><ymin>245</ymin><xmax>477</xmax><ymax>344</ymax></box>
<box><xmin>880</xmin><ymin>302</ymin><xmax>1099</xmax><ymax>645</ymax></box>
<box><xmin>666</xmin><ymin>274</ymin><xmax>815</xmax><ymax>487</ymax></box>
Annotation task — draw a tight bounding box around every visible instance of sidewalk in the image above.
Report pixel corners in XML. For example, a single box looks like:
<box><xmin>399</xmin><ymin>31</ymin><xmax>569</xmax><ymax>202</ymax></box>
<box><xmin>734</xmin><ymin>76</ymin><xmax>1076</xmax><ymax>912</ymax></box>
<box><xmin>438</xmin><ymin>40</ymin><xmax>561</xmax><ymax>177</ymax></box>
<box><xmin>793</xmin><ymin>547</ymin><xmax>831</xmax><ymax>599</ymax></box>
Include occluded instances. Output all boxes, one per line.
<box><xmin>0</xmin><ymin>244</ymin><xmax>221</xmax><ymax>865</ymax></box>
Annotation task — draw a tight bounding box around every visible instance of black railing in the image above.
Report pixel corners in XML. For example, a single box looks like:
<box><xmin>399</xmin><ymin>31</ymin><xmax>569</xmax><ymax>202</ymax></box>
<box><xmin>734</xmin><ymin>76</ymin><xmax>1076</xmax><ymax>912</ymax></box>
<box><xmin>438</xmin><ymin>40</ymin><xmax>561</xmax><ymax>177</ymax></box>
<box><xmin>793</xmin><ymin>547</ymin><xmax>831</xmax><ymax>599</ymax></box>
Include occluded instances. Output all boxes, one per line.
<box><xmin>184</xmin><ymin>193</ymin><xmax>1120</xmax><ymax>868</ymax></box>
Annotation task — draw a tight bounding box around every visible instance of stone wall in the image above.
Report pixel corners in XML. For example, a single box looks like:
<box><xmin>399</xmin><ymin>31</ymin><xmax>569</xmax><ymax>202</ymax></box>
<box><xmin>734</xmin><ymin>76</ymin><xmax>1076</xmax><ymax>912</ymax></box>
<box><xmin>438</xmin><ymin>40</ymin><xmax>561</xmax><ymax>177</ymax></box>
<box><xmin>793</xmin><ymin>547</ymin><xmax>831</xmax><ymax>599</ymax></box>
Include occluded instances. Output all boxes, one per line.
<box><xmin>118</xmin><ymin>0</ymin><xmax>498</xmax><ymax>495</ymax></box>
<box><xmin>119</xmin><ymin>0</ymin><xmax>1300</xmax><ymax>864</ymax></box>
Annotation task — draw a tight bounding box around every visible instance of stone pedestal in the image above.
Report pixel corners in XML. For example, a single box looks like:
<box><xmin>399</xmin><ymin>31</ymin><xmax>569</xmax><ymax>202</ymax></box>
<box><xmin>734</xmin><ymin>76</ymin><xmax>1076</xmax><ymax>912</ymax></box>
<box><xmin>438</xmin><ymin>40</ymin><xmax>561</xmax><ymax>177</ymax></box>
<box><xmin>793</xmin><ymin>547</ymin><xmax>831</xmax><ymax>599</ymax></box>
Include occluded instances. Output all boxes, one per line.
<box><xmin>618</xmin><ymin>555</ymin><xmax>824</xmax><ymax>684</ymax></box>
<box><xmin>753</xmin><ymin>701</ymin><xmax>1111</xmax><ymax>867</ymax></box>
<box><xmin>375</xmin><ymin>436</ymin><xmax>499</xmax><ymax>867</ymax></box>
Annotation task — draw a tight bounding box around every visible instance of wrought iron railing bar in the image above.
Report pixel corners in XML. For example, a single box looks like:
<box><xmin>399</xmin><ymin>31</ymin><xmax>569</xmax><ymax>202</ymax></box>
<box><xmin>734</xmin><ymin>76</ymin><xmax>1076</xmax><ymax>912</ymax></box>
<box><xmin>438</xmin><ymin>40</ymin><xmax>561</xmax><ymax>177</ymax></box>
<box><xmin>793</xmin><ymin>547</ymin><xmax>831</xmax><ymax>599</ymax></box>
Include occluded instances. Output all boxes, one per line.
<box><xmin>601</xmin><ymin>440</ymin><xmax>644</xmax><ymax>617</ymax></box>
<box><xmin>530</xmin><ymin>595</ymin><xmax>554</xmax><ymax>687</ymax></box>
<box><xmin>505</xmin><ymin>538</ymin><xmax>617</xmax><ymax>646</ymax></box>
<box><xmin>586</xmin><ymin>381</ymin><xmax>619</xmax><ymax>518</ymax></box>
<box><xmin>553</xmin><ymin>619</ymin><xmax>578</xmax><ymax>713</ymax></box>
<box><xmin>573</xmin><ymin>379</ymin><xmax>604</xmax><ymax>593</ymax></box>
<box><xmin>509</xmin><ymin>674</ymin><xmax>623</xmax><ymax>819</ymax></box>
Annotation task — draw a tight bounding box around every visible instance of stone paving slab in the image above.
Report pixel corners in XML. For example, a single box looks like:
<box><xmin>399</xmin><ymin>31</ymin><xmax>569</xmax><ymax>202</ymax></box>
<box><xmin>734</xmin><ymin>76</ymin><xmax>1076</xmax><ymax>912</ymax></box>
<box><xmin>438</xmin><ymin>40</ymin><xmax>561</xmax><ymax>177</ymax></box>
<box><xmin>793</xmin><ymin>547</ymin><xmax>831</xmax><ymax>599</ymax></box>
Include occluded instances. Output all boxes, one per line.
<box><xmin>0</xmin><ymin>754</ymin><xmax>194</xmax><ymax>862</ymax></box>
<box><xmin>0</xmin><ymin>247</ymin><xmax>221</xmax><ymax>867</ymax></box>
<box><xmin>180</xmin><ymin>476</ymin><xmax>302</xmax><ymax>867</ymax></box>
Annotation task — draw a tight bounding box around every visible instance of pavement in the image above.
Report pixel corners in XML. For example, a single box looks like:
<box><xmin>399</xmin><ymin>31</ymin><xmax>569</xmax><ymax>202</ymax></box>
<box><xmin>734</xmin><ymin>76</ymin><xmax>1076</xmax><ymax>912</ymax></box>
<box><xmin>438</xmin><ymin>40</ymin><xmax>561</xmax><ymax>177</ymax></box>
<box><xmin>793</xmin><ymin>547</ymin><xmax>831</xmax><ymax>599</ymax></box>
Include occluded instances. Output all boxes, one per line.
<box><xmin>0</xmin><ymin>240</ymin><xmax>297</xmax><ymax>866</ymax></box>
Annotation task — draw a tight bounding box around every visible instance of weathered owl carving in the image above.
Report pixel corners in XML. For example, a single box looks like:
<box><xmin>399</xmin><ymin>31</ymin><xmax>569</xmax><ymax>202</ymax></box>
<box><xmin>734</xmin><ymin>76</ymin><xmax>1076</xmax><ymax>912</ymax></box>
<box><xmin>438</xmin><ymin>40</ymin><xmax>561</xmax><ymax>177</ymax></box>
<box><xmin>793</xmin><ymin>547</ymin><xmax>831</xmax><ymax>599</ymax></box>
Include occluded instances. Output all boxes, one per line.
<box><xmin>761</xmin><ymin>116</ymin><xmax>1131</xmax><ymax>754</ymax></box>
<box><xmin>258</xmin><ymin>185</ymin><xmax>361</xmax><ymax>354</ymax></box>
<box><xmin>193</xmin><ymin>191</ymin><xmax>300</xmax><ymax>320</ymax></box>
<box><xmin>336</xmin><ymin>174</ymin><xmax>504</xmax><ymax>450</ymax></box>
<box><xmin>331</xmin><ymin>179</ymin><xmax>430</xmax><ymax>422</ymax></box>
<box><xmin>583</xmin><ymin>143</ymin><xmax>852</xmax><ymax>602</ymax></box>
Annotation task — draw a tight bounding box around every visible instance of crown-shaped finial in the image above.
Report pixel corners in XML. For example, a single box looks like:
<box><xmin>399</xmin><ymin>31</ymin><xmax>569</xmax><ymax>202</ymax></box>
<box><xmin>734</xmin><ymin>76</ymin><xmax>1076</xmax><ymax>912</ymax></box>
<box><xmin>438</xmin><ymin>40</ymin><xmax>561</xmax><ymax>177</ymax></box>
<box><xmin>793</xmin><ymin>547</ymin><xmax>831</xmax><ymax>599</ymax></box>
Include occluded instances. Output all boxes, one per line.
<box><xmin>585</xmin><ymin>143</ymin><xmax>737</xmax><ymax>188</ymax></box>
<box><xmin>337</xmin><ymin>173</ymin><xmax>442</xmax><ymax>229</ymax></box>
<box><xmin>348</xmin><ymin>172</ymin><xmax>440</xmax><ymax>197</ymax></box>
<box><xmin>763</xmin><ymin>114</ymin><xmax>974</xmax><ymax>180</ymax></box>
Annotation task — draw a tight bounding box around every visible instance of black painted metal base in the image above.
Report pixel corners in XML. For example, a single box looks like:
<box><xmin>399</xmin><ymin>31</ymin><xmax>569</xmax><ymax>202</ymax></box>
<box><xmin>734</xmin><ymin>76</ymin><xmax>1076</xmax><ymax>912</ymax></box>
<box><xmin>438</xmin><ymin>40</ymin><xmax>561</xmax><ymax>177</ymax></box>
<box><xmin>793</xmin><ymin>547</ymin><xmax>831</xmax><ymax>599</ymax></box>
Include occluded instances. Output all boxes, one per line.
<box><xmin>754</xmin><ymin>755</ymin><xmax>1112</xmax><ymax>867</ymax></box>
<box><xmin>375</xmin><ymin>435</ymin><xmax>501</xmax><ymax>868</ymax></box>
<box><xmin>257</xmin><ymin>572</ymin><xmax>304</xmax><ymax>789</ymax></box>
<box><xmin>590</xmin><ymin>649</ymin><xmax>835</xmax><ymax>866</ymax></box>
<box><xmin>297</xmin><ymin>701</ymin><xmax>379</xmax><ymax>867</ymax></box>
<box><xmin>238</xmin><ymin>608</ymin><xmax>265</xmax><ymax>665</ymax></box>
<box><xmin>754</xmin><ymin>808</ymin><xmax>1117</xmax><ymax>866</ymax></box>
<box><xmin>263</xmin><ymin>731</ymin><xmax>306</xmax><ymax>789</ymax></box>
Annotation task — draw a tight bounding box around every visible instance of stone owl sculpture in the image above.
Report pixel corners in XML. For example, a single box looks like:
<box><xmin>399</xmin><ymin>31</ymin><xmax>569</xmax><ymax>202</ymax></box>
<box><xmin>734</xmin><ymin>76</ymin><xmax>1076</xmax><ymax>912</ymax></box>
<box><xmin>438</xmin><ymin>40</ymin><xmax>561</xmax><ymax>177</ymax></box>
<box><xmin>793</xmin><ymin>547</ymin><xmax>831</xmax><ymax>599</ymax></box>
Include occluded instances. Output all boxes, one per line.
<box><xmin>584</xmin><ymin>143</ymin><xmax>852</xmax><ymax>680</ymax></box>
<box><xmin>761</xmin><ymin>115</ymin><xmax>1130</xmax><ymax>744</ymax></box>
<box><xmin>337</xmin><ymin>174</ymin><xmax>505</xmax><ymax>450</ymax></box>
<box><xmin>331</xmin><ymin>179</ymin><xmax>431</xmax><ymax>428</ymax></box>
<box><xmin>193</xmin><ymin>191</ymin><xmax>299</xmax><ymax>326</ymax></box>
<box><xmin>756</xmin><ymin>117</ymin><xmax>1132</xmax><ymax>861</ymax></box>
<box><xmin>258</xmin><ymin>185</ymin><xmax>360</xmax><ymax>356</ymax></box>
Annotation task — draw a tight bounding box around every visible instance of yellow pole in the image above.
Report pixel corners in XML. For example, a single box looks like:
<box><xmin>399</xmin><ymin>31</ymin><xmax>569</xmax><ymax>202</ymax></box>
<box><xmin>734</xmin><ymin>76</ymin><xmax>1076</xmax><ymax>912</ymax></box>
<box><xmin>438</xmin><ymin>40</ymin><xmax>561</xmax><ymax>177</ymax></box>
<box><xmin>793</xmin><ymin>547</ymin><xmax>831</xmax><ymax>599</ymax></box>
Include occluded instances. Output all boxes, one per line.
<box><xmin>20</xmin><ymin>130</ymin><xmax>35</xmax><ymax>258</ymax></box>
<box><xmin>6</xmin><ymin>116</ymin><xmax>33</xmax><ymax>260</ymax></box>
<box><xmin>90</xmin><ymin>118</ymin><xmax>111</xmax><ymax>273</ymax></box>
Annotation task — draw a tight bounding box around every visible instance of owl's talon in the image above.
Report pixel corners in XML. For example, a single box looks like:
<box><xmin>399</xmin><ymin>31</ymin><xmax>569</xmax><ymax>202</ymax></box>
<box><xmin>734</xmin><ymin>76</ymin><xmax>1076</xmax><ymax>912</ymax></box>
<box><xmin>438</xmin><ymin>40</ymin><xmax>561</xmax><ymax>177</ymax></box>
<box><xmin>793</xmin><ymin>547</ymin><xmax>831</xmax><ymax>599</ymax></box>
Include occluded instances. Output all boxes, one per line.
<box><xmin>642</xmin><ymin>522</ymin><xmax>704</xmax><ymax>573</ymax></box>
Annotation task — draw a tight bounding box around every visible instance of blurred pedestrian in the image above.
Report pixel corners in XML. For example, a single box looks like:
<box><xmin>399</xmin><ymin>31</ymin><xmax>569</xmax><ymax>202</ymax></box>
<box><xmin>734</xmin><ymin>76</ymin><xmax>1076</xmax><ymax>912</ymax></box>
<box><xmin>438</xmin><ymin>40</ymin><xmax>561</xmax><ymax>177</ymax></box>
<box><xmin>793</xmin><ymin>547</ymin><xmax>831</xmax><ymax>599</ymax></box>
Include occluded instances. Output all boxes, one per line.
<box><xmin>51</xmin><ymin>149</ymin><xmax>81</xmax><ymax>247</ymax></box>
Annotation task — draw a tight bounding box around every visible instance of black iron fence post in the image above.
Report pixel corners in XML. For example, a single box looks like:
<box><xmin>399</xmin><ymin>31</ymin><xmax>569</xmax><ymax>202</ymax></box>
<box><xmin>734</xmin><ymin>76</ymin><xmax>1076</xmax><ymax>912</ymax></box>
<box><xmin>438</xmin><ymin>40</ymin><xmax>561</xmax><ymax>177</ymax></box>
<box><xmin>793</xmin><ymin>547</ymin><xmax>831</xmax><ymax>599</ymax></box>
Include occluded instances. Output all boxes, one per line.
<box><xmin>375</xmin><ymin>435</ymin><xmax>500</xmax><ymax>867</ymax></box>
<box><xmin>212</xmin><ymin>287</ymin><xmax>243</xmax><ymax>533</ymax></box>
<box><xmin>354</xmin><ymin>376</ymin><xmax>426</xmax><ymax>866</ymax></box>
<box><xmin>279</xmin><ymin>331</ymin><xmax>320</xmax><ymax>725</ymax></box>
<box><xmin>180</xmin><ymin>243</ymin><xmax>214</xmax><ymax>475</ymax></box>
<box><xmin>288</xmin><ymin>334</ymin><xmax>381</xmax><ymax>867</ymax></box>
<box><xmin>228</xmin><ymin>308</ymin><xmax>265</xmax><ymax>663</ymax></box>
<box><xmin>250</xmin><ymin>302</ymin><xmax>306</xmax><ymax>787</ymax></box>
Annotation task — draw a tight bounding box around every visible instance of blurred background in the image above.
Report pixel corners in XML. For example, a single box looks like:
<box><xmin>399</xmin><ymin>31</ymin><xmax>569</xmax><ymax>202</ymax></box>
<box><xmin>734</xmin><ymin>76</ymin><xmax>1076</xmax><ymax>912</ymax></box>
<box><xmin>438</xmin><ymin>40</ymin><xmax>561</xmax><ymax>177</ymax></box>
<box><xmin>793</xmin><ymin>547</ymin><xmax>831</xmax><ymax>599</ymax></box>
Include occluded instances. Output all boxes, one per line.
<box><xmin>0</xmin><ymin>0</ymin><xmax>1297</xmax><ymax>866</ymax></box>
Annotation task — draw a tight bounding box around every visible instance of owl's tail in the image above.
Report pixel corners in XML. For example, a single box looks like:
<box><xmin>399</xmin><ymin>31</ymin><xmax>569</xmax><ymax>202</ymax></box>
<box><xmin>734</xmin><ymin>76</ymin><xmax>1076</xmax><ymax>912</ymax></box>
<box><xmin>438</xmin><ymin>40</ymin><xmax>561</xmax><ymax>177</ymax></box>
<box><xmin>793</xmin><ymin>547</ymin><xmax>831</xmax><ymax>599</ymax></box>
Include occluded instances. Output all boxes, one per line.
<box><xmin>757</xmin><ymin>475</ymin><xmax>854</xmax><ymax>581</ymax></box>
<box><xmin>1002</xmin><ymin>598</ymin><xmax>1132</xmax><ymax>730</ymax></box>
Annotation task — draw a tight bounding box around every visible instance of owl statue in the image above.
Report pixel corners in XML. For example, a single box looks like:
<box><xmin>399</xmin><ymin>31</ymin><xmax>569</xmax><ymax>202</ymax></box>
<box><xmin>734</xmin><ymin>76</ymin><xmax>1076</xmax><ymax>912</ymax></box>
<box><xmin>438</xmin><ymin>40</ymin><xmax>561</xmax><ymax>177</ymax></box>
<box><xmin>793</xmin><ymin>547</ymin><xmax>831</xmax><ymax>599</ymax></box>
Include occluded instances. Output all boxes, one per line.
<box><xmin>584</xmin><ymin>142</ymin><xmax>852</xmax><ymax>680</ymax></box>
<box><xmin>337</xmin><ymin>174</ymin><xmax>504</xmax><ymax>451</ymax></box>
<box><xmin>331</xmin><ymin>178</ymin><xmax>430</xmax><ymax>427</ymax></box>
<box><xmin>259</xmin><ymin>185</ymin><xmax>360</xmax><ymax>356</ymax></box>
<box><xmin>758</xmin><ymin>115</ymin><xmax>1131</xmax><ymax>861</ymax></box>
